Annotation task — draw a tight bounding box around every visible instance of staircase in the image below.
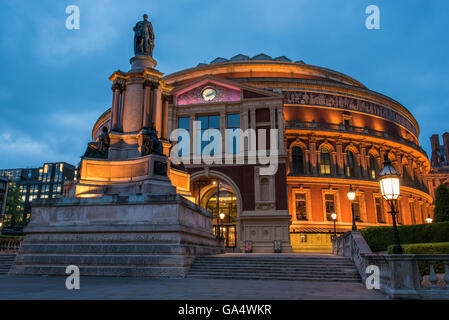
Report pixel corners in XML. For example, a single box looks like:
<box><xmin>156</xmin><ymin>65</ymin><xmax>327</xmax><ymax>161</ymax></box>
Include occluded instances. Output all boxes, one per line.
<box><xmin>187</xmin><ymin>254</ymin><xmax>361</xmax><ymax>282</ymax></box>
<box><xmin>0</xmin><ymin>255</ymin><xmax>16</xmax><ymax>275</ymax></box>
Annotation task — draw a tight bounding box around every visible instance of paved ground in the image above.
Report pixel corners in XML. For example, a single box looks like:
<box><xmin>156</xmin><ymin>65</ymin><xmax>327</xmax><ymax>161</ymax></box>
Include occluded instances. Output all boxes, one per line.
<box><xmin>0</xmin><ymin>275</ymin><xmax>386</xmax><ymax>300</ymax></box>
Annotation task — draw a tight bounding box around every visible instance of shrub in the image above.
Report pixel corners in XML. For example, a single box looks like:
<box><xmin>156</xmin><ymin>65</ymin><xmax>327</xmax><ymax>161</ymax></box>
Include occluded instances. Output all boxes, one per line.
<box><xmin>387</xmin><ymin>242</ymin><xmax>449</xmax><ymax>275</ymax></box>
<box><xmin>434</xmin><ymin>184</ymin><xmax>449</xmax><ymax>223</ymax></box>
<box><xmin>361</xmin><ymin>222</ymin><xmax>449</xmax><ymax>252</ymax></box>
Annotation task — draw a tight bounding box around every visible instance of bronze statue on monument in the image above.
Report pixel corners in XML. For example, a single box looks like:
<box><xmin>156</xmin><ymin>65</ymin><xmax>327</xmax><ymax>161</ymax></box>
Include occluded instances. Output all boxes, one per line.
<box><xmin>133</xmin><ymin>14</ymin><xmax>154</xmax><ymax>57</ymax></box>
<box><xmin>83</xmin><ymin>126</ymin><xmax>110</xmax><ymax>158</ymax></box>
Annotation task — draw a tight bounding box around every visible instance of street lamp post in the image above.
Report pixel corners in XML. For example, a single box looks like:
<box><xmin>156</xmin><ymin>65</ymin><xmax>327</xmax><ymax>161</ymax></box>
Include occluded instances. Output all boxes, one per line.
<box><xmin>219</xmin><ymin>212</ymin><xmax>225</xmax><ymax>240</ymax></box>
<box><xmin>347</xmin><ymin>185</ymin><xmax>357</xmax><ymax>231</ymax></box>
<box><xmin>379</xmin><ymin>155</ymin><xmax>403</xmax><ymax>254</ymax></box>
<box><xmin>331</xmin><ymin>213</ymin><xmax>337</xmax><ymax>238</ymax></box>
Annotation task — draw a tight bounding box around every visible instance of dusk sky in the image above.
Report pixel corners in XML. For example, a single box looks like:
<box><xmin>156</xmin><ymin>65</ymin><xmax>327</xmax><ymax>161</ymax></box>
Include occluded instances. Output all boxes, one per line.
<box><xmin>0</xmin><ymin>0</ymin><xmax>448</xmax><ymax>169</ymax></box>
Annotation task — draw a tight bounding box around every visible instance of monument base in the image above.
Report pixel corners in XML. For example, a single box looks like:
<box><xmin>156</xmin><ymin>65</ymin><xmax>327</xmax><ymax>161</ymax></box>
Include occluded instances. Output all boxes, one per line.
<box><xmin>10</xmin><ymin>194</ymin><xmax>223</xmax><ymax>277</ymax></box>
<box><xmin>129</xmin><ymin>55</ymin><xmax>157</xmax><ymax>71</ymax></box>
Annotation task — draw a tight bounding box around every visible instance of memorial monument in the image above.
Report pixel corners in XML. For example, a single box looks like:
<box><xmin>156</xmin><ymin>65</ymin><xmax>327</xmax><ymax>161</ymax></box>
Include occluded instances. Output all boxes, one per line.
<box><xmin>10</xmin><ymin>14</ymin><xmax>222</xmax><ymax>277</ymax></box>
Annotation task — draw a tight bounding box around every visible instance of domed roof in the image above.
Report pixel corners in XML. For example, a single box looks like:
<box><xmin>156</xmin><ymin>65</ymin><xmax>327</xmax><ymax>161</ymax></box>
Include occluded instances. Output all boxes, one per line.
<box><xmin>206</xmin><ymin>53</ymin><xmax>299</xmax><ymax>65</ymax></box>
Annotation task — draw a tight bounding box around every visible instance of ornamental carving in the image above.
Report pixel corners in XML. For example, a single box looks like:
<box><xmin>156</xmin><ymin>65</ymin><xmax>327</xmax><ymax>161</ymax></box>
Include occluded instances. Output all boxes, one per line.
<box><xmin>177</xmin><ymin>85</ymin><xmax>240</xmax><ymax>105</ymax></box>
<box><xmin>283</xmin><ymin>91</ymin><xmax>417</xmax><ymax>136</ymax></box>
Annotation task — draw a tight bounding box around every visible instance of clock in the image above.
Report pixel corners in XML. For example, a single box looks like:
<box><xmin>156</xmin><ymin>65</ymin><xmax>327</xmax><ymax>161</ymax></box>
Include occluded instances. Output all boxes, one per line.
<box><xmin>202</xmin><ymin>87</ymin><xmax>217</xmax><ymax>101</ymax></box>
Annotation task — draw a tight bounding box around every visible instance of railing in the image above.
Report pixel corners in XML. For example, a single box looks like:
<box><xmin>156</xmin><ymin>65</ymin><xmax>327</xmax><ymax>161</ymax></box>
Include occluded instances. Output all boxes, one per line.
<box><xmin>332</xmin><ymin>231</ymin><xmax>372</xmax><ymax>283</ymax></box>
<box><xmin>285</xmin><ymin>120</ymin><xmax>428</xmax><ymax>157</ymax></box>
<box><xmin>0</xmin><ymin>239</ymin><xmax>22</xmax><ymax>254</ymax></box>
<box><xmin>333</xmin><ymin>232</ymin><xmax>449</xmax><ymax>299</ymax></box>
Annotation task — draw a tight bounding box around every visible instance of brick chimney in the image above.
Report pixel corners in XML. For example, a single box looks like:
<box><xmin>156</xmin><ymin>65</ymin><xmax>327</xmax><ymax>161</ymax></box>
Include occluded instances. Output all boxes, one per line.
<box><xmin>430</xmin><ymin>134</ymin><xmax>442</xmax><ymax>167</ymax></box>
<box><xmin>442</xmin><ymin>132</ymin><xmax>449</xmax><ymax>165</ymax></box>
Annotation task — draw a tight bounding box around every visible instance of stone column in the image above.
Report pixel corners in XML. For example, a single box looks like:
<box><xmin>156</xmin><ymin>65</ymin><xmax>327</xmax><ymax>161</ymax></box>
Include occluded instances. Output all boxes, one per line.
<box><xmin>142</xmin><ymin>80</ymin><xmax>152</xmax><ymax>129</ymax></box>
<box><xmin>355</xmin><ymin>154</ymin><xmax>362</xmax><ymax>177</ymax></box>
<box><xmin>360</xmin><ymin>144</ymin><xmax>368</xmax><ymax>178</ymax></box>
<box><xmin>277</xmin><ymin>107</ymin><xmax>285</xmax><ymax>154</ymax></box>
<box><xmin>151</xmin><ymin>84</ymin><xmax>159</xmax><ymax>127</ymax></box>
<box><xmin>241</xmin><ymin>110</ymin><xmax>249</xmax><ymax>153</ymax></box>
<box><xmin>220</xmin><ymin>111</ymin><xmax>226</xmax><ymax>154</ymax></box>
<box><xmin>336</xmin><ymin>141</ymin><xmax>344</xmax><ymax>176</ymax></box>
<box><xmin>161</xmin><ymin>95</ymin><xmax>169</xmax><ymax>139</ymax></box>
<box><xmin>250</xmin><ymin>108</ymin><xmax>256</xmax><ymax>129</ymax></box>
<box><xmin>309</xmin><ymin>138</ymin><xmax>317</xmax><ymax>175</ymax></box>
<box><xmin>154</xmin><ymin>88</ymin><xmax>163</xmax><ymax>137</ymax></box>
<box><xmin>111</xmin><ymin>80</ymin><xmax>124</xmax><ymax>132</ymax></box>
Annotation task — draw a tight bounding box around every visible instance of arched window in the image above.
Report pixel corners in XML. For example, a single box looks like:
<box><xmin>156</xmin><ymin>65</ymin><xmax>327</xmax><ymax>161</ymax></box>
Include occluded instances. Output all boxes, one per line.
<box><xmin>291</xmin><ymin>147</ymin><xmax>304</xmax><ymax>175</ymax></box>
<box><xmin>320</xmin><ymin>147</ymin><xmax>331</xmax><ymax>175</ymax></box>
<box><xmin>346</xmin><ymin>150</ymin><xmax>355</xmax><ymax>177</ymax></box>
<box><xmin>260</xmin><ymin>178</ymin><xmax>269</xmax><ymax>201</ymax></box>
<box><xmin>368</xmin><ymin>155</ymin><xmax>377</xmax><ymax>179</ymax></box>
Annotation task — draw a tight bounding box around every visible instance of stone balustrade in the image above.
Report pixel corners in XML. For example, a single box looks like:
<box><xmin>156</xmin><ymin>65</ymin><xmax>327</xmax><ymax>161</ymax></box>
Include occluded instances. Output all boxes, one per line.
<box><xmin>332</xmin><ymin>231</ymin><xmax>449</xmax><ymax>299</ymax></box>
<box><xmin>0</xmin><ymin>239</ymin><xmax>22</xmax><ymax>254</ymax></box>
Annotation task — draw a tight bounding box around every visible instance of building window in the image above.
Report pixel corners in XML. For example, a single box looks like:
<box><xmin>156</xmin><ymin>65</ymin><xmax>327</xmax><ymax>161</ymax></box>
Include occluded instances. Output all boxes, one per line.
<box><xmin>177</xmin><ymin>117</ymin><xmax>190</xmax><ymax>157</ymax></box>
<box><xmin>369</xmin><ymin>155</ymin><xmax>377</xmax><ymax>179</ymax></box>
<box><xmin>295</xmin><ymin>193</ymin><xmax>307</xmax><ymax>221</ymax></box>
<box><xmin>291</xmin><ymin>147</ymin><xmax>304</xmax><ymax>175</ymax></box>
<box><xmin>197</xmin><ymin>115</ymin><xmax>220</xmax><ymax>155</ymax></box>
<box><xmin>375</xmin><ymin>197</ymin><xmax>385</xmax><ymax>223</ymax></box>
<box><xmin>300</xmin><ymin>234</ymin><xmax>308</xmax><ymax>243</ymax></box>
<box><xmin>324</xmin><ymin>193</ymin><xmax>336</xmax><ymax>221</ymax></box>
<box><xmin>226</xmin><ymin>114</ymin><xmax>240</xmax><ymax>154</ymax></box>
<box><xmin>320</xmin><ymin>148</ymin><xmax>331</xmax><ymax>175</ymax></box>
<box><xmin>346</xmin><ymin>150</ymin><xmax>355</xmax><ymax>177</ymax></box>
<box><xmin>352</xmin><ymin>195</ymin><xmax>362</xmax><ymax>222</ymax></box>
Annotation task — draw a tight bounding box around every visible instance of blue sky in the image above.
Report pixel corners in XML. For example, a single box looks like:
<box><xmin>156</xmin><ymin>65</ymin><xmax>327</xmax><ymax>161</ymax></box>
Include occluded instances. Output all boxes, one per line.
<box><xmin>0</xmin><ymin>0</ymin><xmax>448</xmax><ymax>168</ymax></box>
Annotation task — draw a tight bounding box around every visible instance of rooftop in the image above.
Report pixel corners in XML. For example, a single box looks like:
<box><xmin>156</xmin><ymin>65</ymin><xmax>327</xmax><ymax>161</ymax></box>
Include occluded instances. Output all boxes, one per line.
<box><xmin>197</xmin><ymin>53</ymin><xmax>305</xmax><ymax>67</ymax></box>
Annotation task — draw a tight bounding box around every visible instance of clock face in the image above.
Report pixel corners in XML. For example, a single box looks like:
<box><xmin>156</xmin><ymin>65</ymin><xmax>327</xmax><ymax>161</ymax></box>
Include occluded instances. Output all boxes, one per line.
<box><xmin>202</xmin><ymin>88</ymin><xmax>217</xmax><ymax>101</ymax></box>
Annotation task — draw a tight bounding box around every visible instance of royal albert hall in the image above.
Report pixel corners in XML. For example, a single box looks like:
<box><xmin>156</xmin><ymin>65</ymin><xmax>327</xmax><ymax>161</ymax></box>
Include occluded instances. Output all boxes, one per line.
<box><xmin>92</xmin><ymin>53</ymin><xmax>433</xmax><ymax>253</ymax></box>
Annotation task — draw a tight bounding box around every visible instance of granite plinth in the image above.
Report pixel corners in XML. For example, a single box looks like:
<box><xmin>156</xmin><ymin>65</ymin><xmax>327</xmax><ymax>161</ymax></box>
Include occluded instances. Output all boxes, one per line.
<box><xmin>10</xmin><ymin>194</ymin><xmax>223</xmax><ymax>277</ymax></box>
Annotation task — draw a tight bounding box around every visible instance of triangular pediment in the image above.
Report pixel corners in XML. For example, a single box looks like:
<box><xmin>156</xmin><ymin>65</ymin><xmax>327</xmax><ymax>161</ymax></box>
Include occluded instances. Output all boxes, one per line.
<box><xmin>172</xmin><ymin>75</ymin><xmax>280</xmax><ymax>106</ymax></box>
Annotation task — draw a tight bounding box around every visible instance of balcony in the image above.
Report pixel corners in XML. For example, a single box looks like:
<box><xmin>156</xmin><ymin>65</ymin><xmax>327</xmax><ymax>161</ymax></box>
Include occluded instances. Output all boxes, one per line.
<box><xmin>285</xmin><ymin>120</ymin><xmax>428</xmax><ymax>157</ymax></box>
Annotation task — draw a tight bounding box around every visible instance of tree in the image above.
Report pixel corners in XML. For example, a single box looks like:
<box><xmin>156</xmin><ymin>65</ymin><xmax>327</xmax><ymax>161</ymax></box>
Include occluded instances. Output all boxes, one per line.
<box><xmin>4</xmin><ymin>183</ymin><xmax>23</xmax><ymax>227</ymax></box>
<box><xmin>434</xmin><ymin>184</ymin><xmax>449</xmax><ymax>223</ymax></box>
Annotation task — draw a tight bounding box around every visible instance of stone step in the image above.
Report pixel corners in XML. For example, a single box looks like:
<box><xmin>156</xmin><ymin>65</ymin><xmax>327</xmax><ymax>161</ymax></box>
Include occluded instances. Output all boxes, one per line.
<box><xmin>193</xmin><ymin>256</ymin><xmax>353</xmax><ymax>261</ymax></box>
<box><xmin>187</xmin><ymin>270</ymin><xmax>360</xmax><ymax>277</ymax></box>
<box><xmin>189</xmin><ymin>266</ymin><xmax>359</xmax><ymax>274</ymax></box>
<box><xmin>0</xmin><ymin>255</ymin><xmax>16</xmax><ymax>275</ymax></box>
<box><xmin>14</xmin><ymin>254</ymin><xmax>194</xmax><ymax>267</ymax></box>
<box><xmin>19</xmin><ymin>243</ymin><xmax>218</xmax><ymax>255</ymax></box>
<box><xmin>192</xmin><ymin>261</ymin><xmax>355</xmax><ymax>267</ymax></box>
<box><xmin>9</xmin><ymin>265</ymin><xmax>190</xmax><ymax>277</ymax></box>
<box><xmin>187</xmin><ymin>255</ymin><xmax>361</xmax><ymax>282</ymax></box>
<box><xmin>187</xmin><ymin>274</ymin><xmax>361</xmax><ymax>282</ymax></box>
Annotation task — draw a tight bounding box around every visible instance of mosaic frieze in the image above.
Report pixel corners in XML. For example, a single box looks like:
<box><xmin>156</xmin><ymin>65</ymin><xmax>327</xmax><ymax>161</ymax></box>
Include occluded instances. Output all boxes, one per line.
<box><xmin>283</xmin><ymin>90</ymin><xmax>417</xmax><ymax>136</ymax></box>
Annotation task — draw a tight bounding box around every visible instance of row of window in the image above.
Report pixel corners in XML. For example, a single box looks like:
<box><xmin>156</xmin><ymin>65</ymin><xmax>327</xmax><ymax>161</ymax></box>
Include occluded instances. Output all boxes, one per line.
<box><xmin>291</xmin><ymin>146</ymin><xmax>377</xmax><ymax>178</ymax></box>
<box><xmin>294</xmin><ymin>191</ymin><xmax>429</xmax><ymax>224</ymax></box>
<box><xmin>178</xmin><ymin>114</ymin><xmax>240</xmax><ymax>155</ymax></box>
<box><xmin>19</xmin><ymin>183</ymin><xmax>63</xmax><ymax>202</ymax></box>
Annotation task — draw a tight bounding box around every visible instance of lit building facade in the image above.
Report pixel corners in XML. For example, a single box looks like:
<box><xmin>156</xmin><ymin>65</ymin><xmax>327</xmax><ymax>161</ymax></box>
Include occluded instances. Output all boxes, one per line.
<box><xmin>91</xmin><ymin>54</ymin><xmax>432</xmax><ymax>252</ymax></box>
<box><xmin>0</xmin><ymin>162</ymin><xmax>76</xmax><ymax>225</ymax></box>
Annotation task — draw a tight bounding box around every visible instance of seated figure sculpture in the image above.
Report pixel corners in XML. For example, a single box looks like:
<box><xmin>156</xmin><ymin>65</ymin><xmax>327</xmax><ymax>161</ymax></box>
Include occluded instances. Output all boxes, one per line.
<box><xmin>83</xmin><ymin>126</ymin><xmax>110</xmax><ymax>158</ymax></box>
<box><xmin>141</xmin><ymin>123</ymin><xmax>163</xmax><ymax>156</ymax></box>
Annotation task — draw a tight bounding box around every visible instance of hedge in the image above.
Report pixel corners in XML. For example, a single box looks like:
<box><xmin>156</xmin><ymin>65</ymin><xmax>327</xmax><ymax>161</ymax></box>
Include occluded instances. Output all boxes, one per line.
<box><xmin>0</xmin><ymin>235</ymin><xmax>24</xmax><ymax>240</ymax></box>
<box><xmin>387</xmin><ymin>242</ymin><xmax>449</xmax><ymax>275</ymax></box>
<box><xmin>361</xmin><ymin>222</ymin><xmax>449</xmax><ymax>252</ymax></box>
